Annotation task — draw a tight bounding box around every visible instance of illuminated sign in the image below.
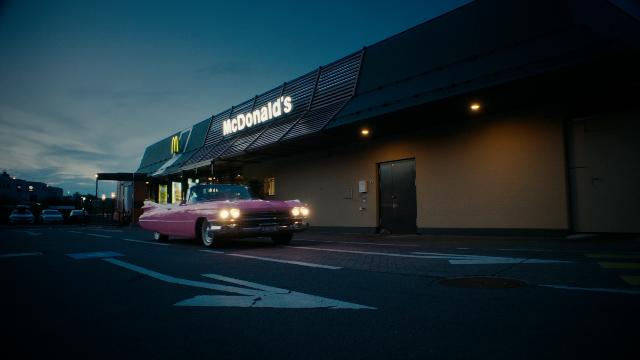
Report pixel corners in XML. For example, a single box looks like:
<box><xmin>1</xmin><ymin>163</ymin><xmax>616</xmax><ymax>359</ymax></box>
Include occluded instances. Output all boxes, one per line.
<box><xmin>171</xmin><ymin>135</ymin><xmax>180</xmax><ymax>154</ymax></box>
<box><xmin>223</xmin><ymin>96</ymin><xmax>292</xmax><ymax>136</ymax></box>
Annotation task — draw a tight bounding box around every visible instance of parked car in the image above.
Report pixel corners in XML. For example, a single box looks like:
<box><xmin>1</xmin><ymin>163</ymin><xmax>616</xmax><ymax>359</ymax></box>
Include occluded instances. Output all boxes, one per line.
<box><xmin>9</xmin><ymin>208</ymin><xmax>35</xmax><ymax>224</ymax></box>
<box><xmin>68</xmin><ymin>210</ymin><xmax>89</xmax><ymax>224</ymax></box>
<box><xmin>39</xmin><ymin>209</ymin><xmax>64</xmax><ymax>224</ymax></box>
<box><xmin>139</xmin><ymin>184</ymin><xmax>310</xmax><ymax>247</ymax></box>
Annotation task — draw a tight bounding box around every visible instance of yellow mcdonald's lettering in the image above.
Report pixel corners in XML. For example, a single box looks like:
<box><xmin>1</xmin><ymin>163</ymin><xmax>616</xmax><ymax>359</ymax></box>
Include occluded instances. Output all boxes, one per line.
<box><xmin>171</xmin><ymin>136</ymin><xmax>180</xmax><ymax>154</ymax></box>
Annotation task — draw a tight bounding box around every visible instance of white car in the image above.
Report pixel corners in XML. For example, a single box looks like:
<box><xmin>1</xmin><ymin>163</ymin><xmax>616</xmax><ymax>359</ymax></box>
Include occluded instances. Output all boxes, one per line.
<box><xmin>9</xmin><ymin>209</ymin><xmax>35</xmax><ymax>224</ymax></box>
<box><xmin>39</xmin><ymin>209</ymin><xmax>64</xmax><ymax>224</ymax></box>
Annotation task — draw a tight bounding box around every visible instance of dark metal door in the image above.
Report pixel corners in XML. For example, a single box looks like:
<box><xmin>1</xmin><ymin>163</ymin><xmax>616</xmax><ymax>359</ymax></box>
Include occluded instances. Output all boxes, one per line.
<box><xmin>379</xmin><ymin>159</ymin><xmax>417</xmax><ymax>234</ymax></box>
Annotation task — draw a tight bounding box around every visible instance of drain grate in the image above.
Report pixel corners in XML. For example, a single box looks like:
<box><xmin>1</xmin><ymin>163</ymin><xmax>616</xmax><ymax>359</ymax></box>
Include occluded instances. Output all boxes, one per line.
<box><xmin>439</xmin><ymin>277</ymin><xmax>527</xmax><ymax>289</ymax></box>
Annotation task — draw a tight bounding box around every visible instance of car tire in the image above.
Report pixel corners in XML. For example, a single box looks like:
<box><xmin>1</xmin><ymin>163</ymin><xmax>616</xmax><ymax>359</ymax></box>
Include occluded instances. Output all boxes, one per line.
<box><xmin>271</xmin><ymin>233</ymin><xmax>293</xmax><ymax>245</ymax></box>
<box><xmin>197</xmin><ymin>218</ymin><xmax>221</xmax><ymax>248</ymax></box>
<box><xmin>154</xmin><ymin>231</ymin><xmax>169</xmax><ymax>242</ymax></box>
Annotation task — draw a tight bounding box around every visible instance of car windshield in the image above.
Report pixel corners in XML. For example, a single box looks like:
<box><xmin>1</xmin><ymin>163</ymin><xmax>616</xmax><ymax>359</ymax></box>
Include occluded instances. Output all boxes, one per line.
<box><xmin>43</xmin><ymin>210</ymin><xmax>60</xmax><ymax>215</ymax></box>
<box><xmin>187</xmin><ymin>185</ymin><xmax>252</xmax><ymax>204</ymax></box>
<box><xmin>12</xmin><ymin>210</ymin><xmax>32</xmax><ymax>215</ymax></box>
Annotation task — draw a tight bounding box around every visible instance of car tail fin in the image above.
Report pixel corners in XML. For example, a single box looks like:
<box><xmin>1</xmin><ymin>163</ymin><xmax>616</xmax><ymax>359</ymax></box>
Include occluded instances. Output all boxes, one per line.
<box><xmin>142</xmin><ymin>201</ymin><xmax>160</xmax><ymax>211</ymax></box>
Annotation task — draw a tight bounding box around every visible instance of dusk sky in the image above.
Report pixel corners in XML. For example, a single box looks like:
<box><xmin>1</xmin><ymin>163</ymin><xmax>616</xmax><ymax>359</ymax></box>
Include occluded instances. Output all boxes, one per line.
<box><xmin>1</xmin><ymin>0</ymin><xmax>475</xmax><ymax>196</ymax></box>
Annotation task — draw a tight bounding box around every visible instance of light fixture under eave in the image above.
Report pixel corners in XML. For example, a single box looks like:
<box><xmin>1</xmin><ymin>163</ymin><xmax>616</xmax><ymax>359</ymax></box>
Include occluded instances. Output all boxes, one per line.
<box><xmin>361</xmin><ymin>129</ymin><xmax>370</xmax><ymax>135</ymax></box>
<box><xmin>470</xmin><ymin>104</ymin><xmax>481</xmax><ymax>111</ymax></box>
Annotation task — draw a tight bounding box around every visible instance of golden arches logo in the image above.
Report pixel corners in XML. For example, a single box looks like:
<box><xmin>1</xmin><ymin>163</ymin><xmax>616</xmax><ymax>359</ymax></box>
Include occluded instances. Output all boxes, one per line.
<box><xmin>171</xmin><ymin>135</ymin><xmax>180</xmax><ymax>154</ymax></box>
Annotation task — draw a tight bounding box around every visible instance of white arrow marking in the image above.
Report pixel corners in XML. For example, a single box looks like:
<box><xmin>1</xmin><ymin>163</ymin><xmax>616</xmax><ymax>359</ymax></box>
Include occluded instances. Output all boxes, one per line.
<box><xmin>103</xmin><ymin>258</ymin><xmax>374</xmax><ymax>309</ymax></box>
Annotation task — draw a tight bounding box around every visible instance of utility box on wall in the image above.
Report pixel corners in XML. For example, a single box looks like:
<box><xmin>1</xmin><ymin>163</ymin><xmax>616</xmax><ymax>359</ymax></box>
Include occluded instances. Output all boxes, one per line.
<box><xmin>359</xmin><ymin>181</ymin><xmax>367</xmax><ymax>193</ymax></box>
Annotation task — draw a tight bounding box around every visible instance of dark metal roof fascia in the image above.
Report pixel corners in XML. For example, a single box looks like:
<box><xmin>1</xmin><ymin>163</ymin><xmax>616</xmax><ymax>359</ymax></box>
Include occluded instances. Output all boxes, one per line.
<box><xmin>277</xmin><ymin>66</ymin><xmax>323</xmax><ymax>142</ymax></box>
<box><xmin>280</xmin><ymin>51</ymin><xmax>362</xmax><ymax>142</ymax></box>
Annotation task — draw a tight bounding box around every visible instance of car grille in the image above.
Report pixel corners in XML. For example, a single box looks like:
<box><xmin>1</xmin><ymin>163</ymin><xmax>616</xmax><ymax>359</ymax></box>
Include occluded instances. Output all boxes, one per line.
<box><xmin>241</xmin><ymin>211</ymin><xmax>290</xmax><ymax>220</ymax></box>
<box><xmin>232</xmin><ymin>210</ymin><xmax>299</xmax><ymax>228</ymax></box>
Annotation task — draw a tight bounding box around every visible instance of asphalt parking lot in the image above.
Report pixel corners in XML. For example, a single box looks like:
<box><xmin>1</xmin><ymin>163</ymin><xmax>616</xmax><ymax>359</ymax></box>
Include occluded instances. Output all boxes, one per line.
<box><xmin>1</xmin><ymin>224</ymin><xmax>638</xmax><ymax>359</ymax></box>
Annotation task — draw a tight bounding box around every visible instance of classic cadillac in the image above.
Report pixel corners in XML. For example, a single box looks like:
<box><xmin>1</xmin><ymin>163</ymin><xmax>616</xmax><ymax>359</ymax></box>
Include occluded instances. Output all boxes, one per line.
<box><xmin>139</xmin><ymin>184</ymin><xmax>309</xmax><ymax>247</ymax></box>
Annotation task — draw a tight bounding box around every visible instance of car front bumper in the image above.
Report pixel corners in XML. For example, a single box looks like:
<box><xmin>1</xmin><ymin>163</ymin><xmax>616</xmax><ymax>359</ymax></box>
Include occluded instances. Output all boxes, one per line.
<box><xmin>10</xmin><ymin>217</ymin><xmax>34</xmax><ymax>224</ymax></box>
<box><xmin>208</xmin><ymin>221</ymin><xmax>309</xmax><ymax>238</ymax></box>
<box><xmin>41</xmin><ymin>218</ymin><xmax>64</xmax><ymax>223</ymax></box>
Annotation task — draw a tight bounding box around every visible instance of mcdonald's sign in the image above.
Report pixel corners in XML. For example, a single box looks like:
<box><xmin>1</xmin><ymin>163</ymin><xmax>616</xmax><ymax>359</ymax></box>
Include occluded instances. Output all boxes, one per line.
<box><xmin>171</xmin><ymin>135</ymin><xmax>180</xmax><ymax>154</ymax></box>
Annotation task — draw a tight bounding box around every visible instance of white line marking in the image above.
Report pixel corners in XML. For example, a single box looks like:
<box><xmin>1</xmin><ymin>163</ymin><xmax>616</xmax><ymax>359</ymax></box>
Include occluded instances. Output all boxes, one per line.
<box><xmin>67</xmin><ymin>231</ymin><xmax>82</xmax><ymax>234</ymax></box>
<box><xmin>88</xmin><ymin>233</ymin><xmax>112</xmax><ymax>238</ymax></box>
<box><xmin>287</xmin><ymin>247</ymin><xmax>572</xmax><ymax>264</ymax></box>
<box><xmin>228</xmin><ymin>254</ymin><xmax>342</xmax><ymax>269</ymax></box>
<box><xmin>103</xmin><ymin>258</ymin><xmax>374</xmax><ymax>309</ymax></box>
<box><xmin>539</xmin><ymin>285</ymin><xmax>640</xmax><ymax>295</ymax></box>
<box><xmin>287</xmin><ymin>246</ymin><xmax>437</xmax><ymax>259</ymax></box>
<box><xmin>0</xmin><ymin>252</ymin><xmax>43</xmax><ymax>258</ymax></box>
<box><xmin>498</xmin><ymin>249</ymin><xmax>546</xmax><ymax>252</ymax></box>
<box><xmin>199</xmin><ymin>250</ymin><xmax>225</xmax><ymax>254</ymax></box>
<box><xmin>295</xmin><ymin>239</ymin><xmax>419</xmax><ymax>247</ymax></box>
<box><xmin>123</xmin><ymin>239</ymin><xmax>170</xmax><ymax>246</ymax></box>
<box><xmin>412</xmin><ymin>252</ymin><xmax>573</xmax><ymax>264</ymax></box>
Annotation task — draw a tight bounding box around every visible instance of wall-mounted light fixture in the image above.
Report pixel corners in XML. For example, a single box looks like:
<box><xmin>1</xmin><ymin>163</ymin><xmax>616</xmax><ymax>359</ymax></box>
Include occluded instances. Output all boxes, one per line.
<box><xmin>470</xmin><ymin>104</ymin><xmax>480</xmax><ymax>111</ymax></box>
<box><xmin>361</xmin><ymin>129</ymin><xmax>370</xmax><ymax>135</ymax></box>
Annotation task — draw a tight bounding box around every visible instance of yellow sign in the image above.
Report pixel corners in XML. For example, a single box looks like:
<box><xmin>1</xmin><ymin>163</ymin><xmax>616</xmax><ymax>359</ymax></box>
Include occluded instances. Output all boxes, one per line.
<box><xmin>171</xmin><ymin>135</ymin><xmax>180</xmax><ymax>154</ymax></box>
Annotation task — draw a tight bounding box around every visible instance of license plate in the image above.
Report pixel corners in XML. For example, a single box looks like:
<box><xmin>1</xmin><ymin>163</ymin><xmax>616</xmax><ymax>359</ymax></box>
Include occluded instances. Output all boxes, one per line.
<box><xmin>262</xmin><ymin>225</ymin><xmax>278</xmax><ymax>233</ymax></box>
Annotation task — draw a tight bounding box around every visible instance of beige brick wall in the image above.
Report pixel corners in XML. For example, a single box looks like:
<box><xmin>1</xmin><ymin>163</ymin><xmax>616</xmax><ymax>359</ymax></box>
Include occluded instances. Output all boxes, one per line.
<box><xmin>244</xmin><ymin>104</ymin><xmax>569</xmax><ymax>232</ymax></box>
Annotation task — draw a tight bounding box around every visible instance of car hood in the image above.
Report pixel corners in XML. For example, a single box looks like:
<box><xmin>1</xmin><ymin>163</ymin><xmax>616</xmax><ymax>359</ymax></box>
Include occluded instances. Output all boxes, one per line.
<box><xmin>141</xmin><ymin>199</ymin><xmax>307</xmax><ymax>216</ymax></box>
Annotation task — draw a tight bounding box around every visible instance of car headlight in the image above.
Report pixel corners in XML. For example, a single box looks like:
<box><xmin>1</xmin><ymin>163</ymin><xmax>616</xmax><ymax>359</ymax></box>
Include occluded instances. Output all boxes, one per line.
<box><xmin>219</xmin><ymin>209</ymin><xmax>240</xmax><ymax>219</ymax></box>
<box><xmin>292</xmin><ymin>207</ymin><xmax>309</xmax><ymax>217</ymax></box>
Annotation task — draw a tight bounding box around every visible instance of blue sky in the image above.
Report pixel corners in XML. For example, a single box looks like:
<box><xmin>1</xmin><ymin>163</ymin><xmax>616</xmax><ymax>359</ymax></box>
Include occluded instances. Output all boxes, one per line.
<box><xmin>0</xmin><ymin>0</ymin><xmax>474</xmax><ymax>196</ymax></box>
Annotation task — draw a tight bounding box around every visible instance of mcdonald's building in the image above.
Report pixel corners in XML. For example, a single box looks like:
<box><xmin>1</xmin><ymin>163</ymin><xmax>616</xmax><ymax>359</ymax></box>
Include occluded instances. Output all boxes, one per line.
<box><xmin>128</xmin><ymin>0</ymin><xmax>640</xmax><ymax>236</ymax></box>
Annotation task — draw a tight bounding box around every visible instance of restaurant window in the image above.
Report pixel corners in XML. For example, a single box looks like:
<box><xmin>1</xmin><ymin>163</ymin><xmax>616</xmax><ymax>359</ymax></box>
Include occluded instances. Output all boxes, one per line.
<box><xmin>159</xmin><ymin>185</ymin><xmax>168</xmax><ymax>204</ymax></box>
<box><xmin>264</xmin><ymin>178</ymin><xmax>275</xmax><ymax>196</ymax></box>
<box><xmin>172</xmin><ymin>182</ymin><xmax>182</xmax><ymax>204</ymax></box>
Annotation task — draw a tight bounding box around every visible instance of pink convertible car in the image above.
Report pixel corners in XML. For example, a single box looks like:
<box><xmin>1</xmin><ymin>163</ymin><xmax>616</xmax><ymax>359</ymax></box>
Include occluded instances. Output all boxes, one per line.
<box><xmin>139</xmin><ymin>184</ymin><xmax>310</xmax><ymax>247</ymax></box>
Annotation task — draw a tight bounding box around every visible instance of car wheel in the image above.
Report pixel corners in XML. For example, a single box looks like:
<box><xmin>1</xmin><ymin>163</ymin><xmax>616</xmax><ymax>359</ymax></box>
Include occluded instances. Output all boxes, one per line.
<box><xmin>197</xmin><ymin>218</ymin><xmax>220</xmax><ymax>248</ymax></box>
<box><xmin>271</xmin><ymin>233</ymin><xmax>293</xmax><ymax>245</ymax></box>
<box><xmin>154</xmin><ymin>231</ymin><xmax>168</xmax><ymax>242</ymax></box>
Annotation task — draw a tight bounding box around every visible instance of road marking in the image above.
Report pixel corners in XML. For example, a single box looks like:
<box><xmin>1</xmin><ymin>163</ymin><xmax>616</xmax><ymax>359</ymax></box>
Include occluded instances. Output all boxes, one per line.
<box><xmin>200</xmin><ymin>249</ymin><xmax>225</xmax><ymax>254</ymax></box>
<box><xmin>228</xmin><ymin>254</ymin><xmax>342</xmax><ymax>269</ymax></box>
<box><xmin>123</xmin><ymin>239</ymin><xmax>171</xmax><ymax>246</ymax></box>
<box><xmin>587</xmin><ymin>254</ymin><xmax>640</xmax><ymax>286</ymax></box>
<box><xmin>0</xmin><ymin>252</ymin><xmax>43</xmax><ymax>258</ymax></box>
<box><xmin>103</xmin><ymin>258</ymin><xmax>374</xmax><ymax>309</ymax></box>
<box><xmin>412</xmin><ymin>252</ymin><xmax>573</xmax><ymax>265</ymax></box>
<box><xmin>287</xmin><ymin>247</ymin><xmax>572</xmax><ymax>264</ymax></box>
<box><xmin>13</xmin><ymin>230</ymin><xmax>42</xmax><ymax>235</ymax></box>
<box><xmin>67</xmin><ymin>251</ymin><xmax>125</xmax><ymax>259</ymax></box>
<box><xmin>288</xmin><ymin>246</ymin><xmax>441</xmax><ymax>259</ymax></box>
<box><xmin>295</xmin><ymin>239</ymin><xmax>420</xmax><ymax>247</ymax></box>
<box><xmin>87</xmin><ymin>233</ymin><xmax>112</xmax><ymax>238</ymax></box>
<box><xmin>597</xmin><ymin>262</ymin><xmax>640</xmax><ymax>269</ymax></box>
<box><xmin>498</xmin><ymin>249</ymin><xmax>546</xmax><ymax>252</ymax></box>
<box><xmin>586</xmin><ymin>254</ymin><xmax>640</xmax><ymax>259</ymax></box>
<box><xmin>67</xmin><ymin>231</ymin><xmax>83</xmax><ymax>234</ymax></box>
<box><xmin>539</xmin><ymin>284</ymin><xmax>640</xmax><ymax>295</ymax></box>
<box><xmin>620</xmin><ymin>276</ymin><xmax>640</xmax><ymax>286</ymax></box>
